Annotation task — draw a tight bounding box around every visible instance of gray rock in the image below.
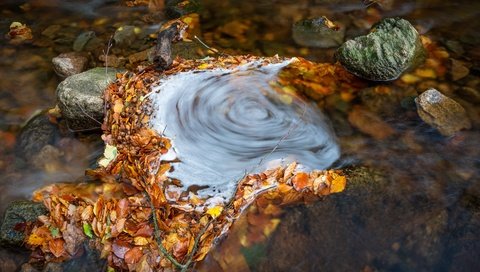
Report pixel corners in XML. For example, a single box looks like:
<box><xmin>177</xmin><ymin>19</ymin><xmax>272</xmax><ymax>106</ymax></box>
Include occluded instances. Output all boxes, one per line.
<box><xmin>113</xmin><ymin>25</ymin><xmax>137</xmax><ymax>48</ymax></box>
<box><xmin>56</xmin><ymin>67</ymin><xmax>121</xmax><ymax>131</ymax></box>
<box><xmin>73</xmin><ymin>31</ymin><xmax>95</xmax><ymax>52</ymax></box>
<box><xmin>292</xmin><ymin>17</ymin><xmax>345</xmax><ymax>48</ymax></box>
<box><xmin>415</xmin><ymin>88</ymin><xmax>472</xmax><ymax>136</ymax></box>
<box><xmin>0</xmin><ymin>200</ymin><xmax>47</xmax><ymax>246</ymax></box>
<box><xmin>16</xmin><ymin>112</ymin><xmax>60</xmax><ymax>160</ymax></box>
<box><xmin>52</xmin><ymin>52</ymin><xmax>89</xmax><ymax>78</ymax></box>
<box><xmin>336</xmin><ymin>17</ymin><xmax>425</xmax><ymax>81</ymax></box>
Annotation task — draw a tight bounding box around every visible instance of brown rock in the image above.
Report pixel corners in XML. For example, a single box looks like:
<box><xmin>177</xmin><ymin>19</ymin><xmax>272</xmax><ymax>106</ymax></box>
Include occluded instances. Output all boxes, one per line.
<box><xmin>52</xmin><ymin>52</ymin><xmax>89</xmax><ymax>78</ymax></box>
<box><xmin>415</xmin><ymin>88</ymin><xmax>471</xmax><ymax>136</ymax></box>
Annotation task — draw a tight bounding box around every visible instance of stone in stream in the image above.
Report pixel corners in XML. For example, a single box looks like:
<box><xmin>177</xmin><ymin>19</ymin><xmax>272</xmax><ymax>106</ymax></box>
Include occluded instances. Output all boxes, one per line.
<box><xmin>16</xmin><ymin>112</ymin><xmax>60</xmax><ymax>160</ymax></box>
<box><xmin>292</xmin><ymin>17</ymin><xmax>345</xmax><ymax>48</ymax></box>
<box><xmin>52</xmin><ymin>52</ymin><xmax>89</xmax><ymax>78</ymax></box>
<box><xmin>415</xmin><ymin>88</ymin><xmax>471</xmax><ymax>136</ymax></box>
<box><xmin>0</xmin><ymin>200</ymin><xmax>47</xmax><ymax>246</ymax></box>
<box><xmin>336</xmin><ymin>17</ymin><xmax>425</xmax><ymax>81</ymax></box>
<box><xmin>165</xmin><ymin>0</ymin><xmax>200</xmax><ymax>19</ymax></box>
<box><xmin>56</xmin><ymin>67</ymin><xmax>122</xmax><ymax>131</ymax></box>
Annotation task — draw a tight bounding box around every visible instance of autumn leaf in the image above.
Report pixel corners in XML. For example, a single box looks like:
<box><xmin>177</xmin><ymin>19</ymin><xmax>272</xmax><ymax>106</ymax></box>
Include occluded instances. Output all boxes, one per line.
<box><xmin>98</xmin><ymin>144</ymin><xmax>118</xmax><ymax>168</ymax></box>
<box><xmin>330</xmin><ymin>173</ymin><xmax>347</xmax><ymax>193</ymax></box>
<box><xmin>49</xmin><ymin>238</ymin><xmax>66</xmax><ymax>258</ymax></box>
<box><xmin>124</xmin><ymin>247</ymin><xmax>143</xmax><ymax>264</ymax></box>
<box><xmin>292</xmin><ymin>172</ymin><xmax>310</xmax><ymax>191</ymax></box>
<box><xmin>207</xmin><ymin>206</ymin><xmax>223</xmax><ymax>219</ymax></box>
<box><xmin>27</xmin><ymin>233</ymin><xmax>45</xmax><ymax>246</ymax></box>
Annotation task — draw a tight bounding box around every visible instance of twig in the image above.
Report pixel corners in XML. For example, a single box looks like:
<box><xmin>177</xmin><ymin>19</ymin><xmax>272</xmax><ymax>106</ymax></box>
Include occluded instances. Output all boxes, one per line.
<box><xmin>194</xmin><ymin>35</ymin><xmax>228</xmax><ymax>56</ymax></box>
<box><xmin>181</xmin><ymin>217</ymin><xmax>215</xmax><ymax>272</ymax></box>
<box><xmin>76</xmin><ymin>101</ymin><xmax>103</xmax><ymax>126</ymax></box>
<box><xmin>144</xmin><ymin>191</ymin><xmax>185</xmax><ymax>269</ymax></box>
<box><xmin>103</xmin><ymin>34</ymin><xmax>114</xmax><ymax>115</ymax></box>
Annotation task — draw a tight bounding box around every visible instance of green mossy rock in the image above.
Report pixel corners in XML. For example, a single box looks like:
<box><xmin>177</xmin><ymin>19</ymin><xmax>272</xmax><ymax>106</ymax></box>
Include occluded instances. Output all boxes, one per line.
<box><xmin>336</xmin><ymin>17</ymin><xmax>425</xmax><ymax>81</ymax></box>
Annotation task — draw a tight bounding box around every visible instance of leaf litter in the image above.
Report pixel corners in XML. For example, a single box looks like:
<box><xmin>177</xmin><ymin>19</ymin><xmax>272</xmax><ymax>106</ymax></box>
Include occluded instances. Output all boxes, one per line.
<box><xmin>25</xmin><ymin>55</ymin><xmax>349</xmax><ymax>271</ymax></box>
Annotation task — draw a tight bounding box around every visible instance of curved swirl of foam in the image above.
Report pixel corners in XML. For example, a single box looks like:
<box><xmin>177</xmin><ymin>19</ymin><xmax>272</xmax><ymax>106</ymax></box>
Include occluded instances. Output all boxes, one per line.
<box><xmin>148</xmin><ymin>60</ymin><xmax>340</xmax><ymax>200</ymax></box>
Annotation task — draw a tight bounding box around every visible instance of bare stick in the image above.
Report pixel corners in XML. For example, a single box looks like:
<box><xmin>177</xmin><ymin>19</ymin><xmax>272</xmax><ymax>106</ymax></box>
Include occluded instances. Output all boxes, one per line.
<box><xmin>194</xmin><ymin>35</ymin><xmax>228</xmax><ymax>56</ymax></box>
<box><xmin>144</xmin><ymin>191</ymin><xmax>185</xmax><ymax>269</ymax></box>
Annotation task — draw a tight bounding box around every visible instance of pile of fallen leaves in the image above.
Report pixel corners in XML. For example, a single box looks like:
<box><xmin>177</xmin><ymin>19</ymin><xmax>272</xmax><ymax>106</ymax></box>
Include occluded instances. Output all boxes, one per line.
<box><xmin>25</xmin><ymin>55</ymin><xmax>348</xmax><ymax>271</ymax></box>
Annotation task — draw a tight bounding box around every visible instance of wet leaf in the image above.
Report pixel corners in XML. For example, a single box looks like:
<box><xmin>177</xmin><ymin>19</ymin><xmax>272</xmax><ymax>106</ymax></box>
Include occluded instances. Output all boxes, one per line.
<box><xmin>330</xmin><ymin>173</ymin><xmax>347</xmax><ymax>193</ymax></box>
<box><xmin>50</xmin><ymin>227</ymin><xmax>60</xmax><ymax>238</ymax></box>
<box><xmin>124</xmin><ymin>247</ymin><xmax>143</xmax><ymax>264</ymax></box>
<box><xmin>49</xmin><ymin>238</ymin><xmax>66</xmax><ymax>258</ymax></box>
<box><xmin>292</xmin><ymin>172</ymin><xmax>310</xmax><ymax>191</ymax></box>
<box><xmin>27</xmin><ymin>233</ymin><xmax>45</xmax><ymax>246</ymax></box>
<box><xmin>207</xmin><ymin>206</ymin><xmax>223</xmax><ymax>219</ymax></box>
<box><xmin>83</xmin><ymin>222</ymin><xmax>94</xmax><ymax>238</ymax></box>
<box><xmin>98</xmin><ymin>144</ymin><xmax>118</xmax><ymax>168</ymax></box>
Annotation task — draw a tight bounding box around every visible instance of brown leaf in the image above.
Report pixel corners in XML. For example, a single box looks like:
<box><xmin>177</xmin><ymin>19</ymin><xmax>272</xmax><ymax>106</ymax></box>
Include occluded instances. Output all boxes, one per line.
<box><xmin>112</xmin><ymin>239</ymin><xmax>131</xmax><ymax>259</ymax></box>
<box><xmin>124</xmin><ymin>247</ymin><xmax>143</xmax><ymax>264</ymax></box>
<box><xmin>49</xmin><ymin>238</ymin><xmax>66</xmax><ymax>258</ymax></box>
<box><xmin>117</xmin><ymin>198</ymin><xmax>129</xmax><ymax>219</ymax></box>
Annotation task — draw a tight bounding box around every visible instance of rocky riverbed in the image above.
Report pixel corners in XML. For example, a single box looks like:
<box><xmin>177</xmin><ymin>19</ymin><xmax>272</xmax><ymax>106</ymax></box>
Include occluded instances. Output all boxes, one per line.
<box><xmin>1</xmin><ymin>0</ymin><xmax>480</xmax><ymax>271</ymax></box>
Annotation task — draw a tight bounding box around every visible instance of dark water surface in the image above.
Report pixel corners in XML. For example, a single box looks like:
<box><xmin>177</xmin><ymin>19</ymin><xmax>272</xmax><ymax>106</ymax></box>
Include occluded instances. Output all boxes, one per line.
<box><xmin>0</xmin><ymin>0</ymin><xmax>479</xmax><ymax>271</ymax></box>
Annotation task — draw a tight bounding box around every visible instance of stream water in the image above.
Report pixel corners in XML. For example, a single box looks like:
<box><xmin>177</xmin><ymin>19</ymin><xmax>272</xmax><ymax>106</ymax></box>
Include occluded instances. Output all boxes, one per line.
<box><xmin>0</xmin><ymin>0</ymin><xmax>479</xmax><ymax>271</ymax></box>
<box><xmin>148</xmin><ymin>60</ymin><xmax>340</xmax><ymax>201</ymax></box>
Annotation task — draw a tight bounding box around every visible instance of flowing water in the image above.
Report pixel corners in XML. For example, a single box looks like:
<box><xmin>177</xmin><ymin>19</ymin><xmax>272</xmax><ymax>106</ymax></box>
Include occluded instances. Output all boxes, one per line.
<box><xmin>148</xmin><ymin>60</ymin><xmax>340</xmax><ymax>200</ymax></box>
<box><xmin>0</xmin><ymin>0</ymin><xmax>479</xmax><ymax>271</ymax></box>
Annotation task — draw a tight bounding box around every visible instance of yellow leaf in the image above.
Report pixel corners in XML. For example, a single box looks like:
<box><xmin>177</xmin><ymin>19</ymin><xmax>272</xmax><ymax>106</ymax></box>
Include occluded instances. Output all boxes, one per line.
<box><xmin>330</xmin><ymin>173</ymin><xmax>346</xmax><ymax>193</ymax></box>
<box><xmin>206</xmin><ymin>206</ymin><xmax>223</xmax><ymax>219</ymax></box>
<box><xmin>134</xmin><ymin>236</ymin><xmax>149</xmax><ymax>246</ymax></box>
<box><xmin>27</xmin><ymin>233</ymin><xmax>45</xmax><ymax>246</ymax></box>
<box><xmin>197</xmin><ymin>63</ymin><xmax>210</xmax><ymax>70</ymax></box>
<box><xmin>113</xmin><ymin>100</ymin><xmax>124</xmax><ymax>113</ymax></box>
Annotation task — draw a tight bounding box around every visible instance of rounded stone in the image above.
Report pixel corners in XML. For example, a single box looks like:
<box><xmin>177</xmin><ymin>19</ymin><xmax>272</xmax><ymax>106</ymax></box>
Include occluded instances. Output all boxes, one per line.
<box><xmin>336</xmin><ymin>17</ymin><xmax>425</xmax><ymax>81</ymax></box>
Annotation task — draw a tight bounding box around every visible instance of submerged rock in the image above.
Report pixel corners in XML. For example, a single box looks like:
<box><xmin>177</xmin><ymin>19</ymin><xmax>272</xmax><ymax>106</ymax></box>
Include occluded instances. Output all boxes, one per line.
<box><xmin>52</xmin><ymin>52</ymin><xmax>89</xmax><ymax>78</ymax></box>
<box><xmin>292</xmin><ymin>17</ymin><xmax>345</xmax><ymax>48</ymax></box>
<box><xmin>336</xmin><ymin>17</ymin><xmax>425</xmax><ymax>81</ymax></box>
<box><xmin>0</xmin><ymin>201</ymin><xmax>47</xmax><ymax>246</ymax></box>
<box><xmin>113</xmin><ymin>25</ymin><xmax>137</xmax><ymax>48</ymax></box>
<box><xmin>165</xmin><ymin>0</ymin><xmax>200</xmax><ymax>19</ymax></box>
<box><xmin>57</xmin><ymin>67</ymin><xmax>121</xmax><ymax>131</ymax></box>
<box><xmin>415</xmin><ymin>88</ymin><xmax>471</xmax><ymax>136</ymax></box>
<box><xmin>73</xmin><ymin>31</ymin><xmax>95</xmax><ymax>52</ymax></box>
<box><xmin>16</xmin><ymin>112</ymin><xmax>60</xmax><ymax>160</ymax></box>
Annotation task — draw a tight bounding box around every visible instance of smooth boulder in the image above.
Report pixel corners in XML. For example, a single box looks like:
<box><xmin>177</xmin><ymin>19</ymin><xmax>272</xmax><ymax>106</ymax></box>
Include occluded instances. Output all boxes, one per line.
<box><xmin>56</xmin><ymin>67</ymin><xmax>121</xmax><ymax>131</ymax></box>
<box><xmin>336</xmin><ymin>17</ymin><xmax>425</xmax><ymax>81</ymax></box>
<box><xmin>415</xmin><ymin>88</ymin><xmax>471</xmax><ymax>136</ymax></box>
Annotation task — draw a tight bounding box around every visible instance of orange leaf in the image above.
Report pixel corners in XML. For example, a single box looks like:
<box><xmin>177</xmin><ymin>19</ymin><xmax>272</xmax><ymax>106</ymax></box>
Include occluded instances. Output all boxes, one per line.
<box><xmin>292</xmin><ymin>172</ymin><xmax>310</xmax><ymax>191</ymax></box>
<box><xmin>49</xmin><ymin>238</ymin><xmax>66</xmax><ymax>258</ymax></box>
